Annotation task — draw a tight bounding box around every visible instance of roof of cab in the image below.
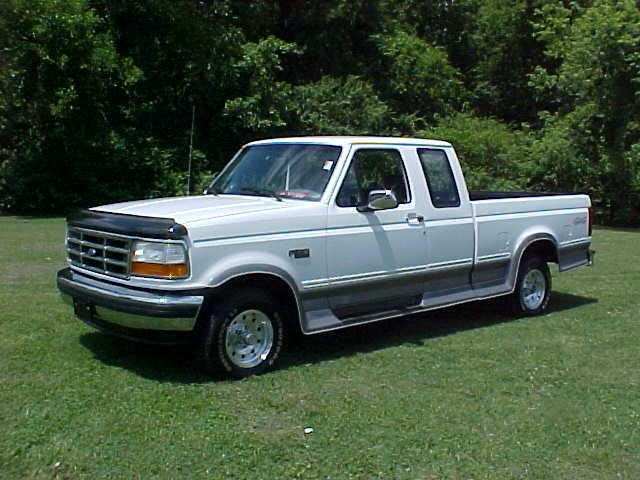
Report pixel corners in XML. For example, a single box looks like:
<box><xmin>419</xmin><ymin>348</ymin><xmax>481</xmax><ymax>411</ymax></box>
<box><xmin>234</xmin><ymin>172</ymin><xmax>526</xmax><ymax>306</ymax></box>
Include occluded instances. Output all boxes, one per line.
<box><xmin>245</xmin><ymin>136</ymin><xmax>452</xmax><ymax>148</ymax></box>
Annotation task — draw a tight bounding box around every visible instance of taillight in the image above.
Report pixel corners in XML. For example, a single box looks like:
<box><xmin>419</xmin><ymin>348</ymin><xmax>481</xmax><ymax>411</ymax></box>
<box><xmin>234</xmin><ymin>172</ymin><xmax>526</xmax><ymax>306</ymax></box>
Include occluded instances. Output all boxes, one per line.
<box><xmin>588</xmin><ymin>207</ymin><xmax>593</xmax><ymax>236</ymax></box>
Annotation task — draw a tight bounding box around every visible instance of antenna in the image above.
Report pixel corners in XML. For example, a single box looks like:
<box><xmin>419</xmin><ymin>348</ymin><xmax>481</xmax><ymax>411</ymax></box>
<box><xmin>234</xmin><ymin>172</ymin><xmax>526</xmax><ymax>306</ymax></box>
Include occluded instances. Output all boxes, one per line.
<box><xmin>187</xmin><ymin>104</ymin><xmax>196</xmax><ymax>195</ymax></box>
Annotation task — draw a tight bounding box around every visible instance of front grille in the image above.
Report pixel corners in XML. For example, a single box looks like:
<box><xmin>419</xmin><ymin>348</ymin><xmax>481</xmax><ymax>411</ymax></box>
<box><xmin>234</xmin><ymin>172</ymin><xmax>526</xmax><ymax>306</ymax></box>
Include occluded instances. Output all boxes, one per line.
<box><xmin>66</xmin><ymin>227</ymin><xmax>132</xmax><ymax>278</ymax></box>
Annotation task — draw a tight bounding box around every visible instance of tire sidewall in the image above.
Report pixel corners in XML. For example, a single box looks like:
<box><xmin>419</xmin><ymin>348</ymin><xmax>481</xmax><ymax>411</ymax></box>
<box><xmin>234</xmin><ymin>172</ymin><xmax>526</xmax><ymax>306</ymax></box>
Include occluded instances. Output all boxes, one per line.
<box><xmin>516</xmin><ymin>256</ymin><xmax>551</xmax><ymax>316</ymax></box>
<box><xmin>202</xmin><ymin>288</ymin><xmax>285</xmax><ymax>377</ymax></box>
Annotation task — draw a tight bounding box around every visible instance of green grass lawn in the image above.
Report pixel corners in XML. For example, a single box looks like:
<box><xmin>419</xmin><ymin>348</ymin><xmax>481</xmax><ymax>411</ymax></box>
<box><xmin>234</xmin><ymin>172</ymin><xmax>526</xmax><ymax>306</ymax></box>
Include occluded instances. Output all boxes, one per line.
<box><xmin>0</xmin><ymin>217</ymin><xmax>638</xmax><ymax>479</ymax></box>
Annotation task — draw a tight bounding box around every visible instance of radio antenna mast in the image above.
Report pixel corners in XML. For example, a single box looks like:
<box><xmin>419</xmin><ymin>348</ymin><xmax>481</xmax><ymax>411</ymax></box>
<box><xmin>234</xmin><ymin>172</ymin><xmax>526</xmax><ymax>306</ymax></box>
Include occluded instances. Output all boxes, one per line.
<box><xmin>187</xmin><ymin>104</ymin><xmax>196</xmax><ymax>195</ymax></box>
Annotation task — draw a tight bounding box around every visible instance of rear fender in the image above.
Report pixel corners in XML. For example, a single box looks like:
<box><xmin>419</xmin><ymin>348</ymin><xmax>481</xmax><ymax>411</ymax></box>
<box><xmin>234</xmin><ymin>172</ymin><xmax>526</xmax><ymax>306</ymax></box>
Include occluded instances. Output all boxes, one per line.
<box><xmin>507</xmin><ymin>230</ymin><xmax>559</xmax><ymax>292</ymax></box>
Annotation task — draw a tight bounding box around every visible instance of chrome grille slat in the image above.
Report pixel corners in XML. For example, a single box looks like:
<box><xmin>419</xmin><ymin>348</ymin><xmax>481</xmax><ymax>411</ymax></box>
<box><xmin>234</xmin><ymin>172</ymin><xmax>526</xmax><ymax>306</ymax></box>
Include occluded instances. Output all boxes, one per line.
<box><xmin>104</xmin><ymin>258</ymin><xmax>128</xmax><ymax>267</ymax></box>
<box><xmin>68</xmin><ymin>238</ymin><xmax>103</xmax><ymax>249</ymax></box>
<box><xmin>66</xmin><ymin>227</ymin><xmax>132</xmax><ymax>278</ymax></box>
<box><xmin>105</xmin><ymin>246</ymin><xmax>129</xmax><ymax>254</ymax></box>
<box><xmin>67</xmin><ymin>250</ymin><xmax>127</xmax><ymax>266</ymax></box>
<box><xmin>67</xmin><ymin>238</ymin><xmax>129</xmax><ymax>254</ymax></box>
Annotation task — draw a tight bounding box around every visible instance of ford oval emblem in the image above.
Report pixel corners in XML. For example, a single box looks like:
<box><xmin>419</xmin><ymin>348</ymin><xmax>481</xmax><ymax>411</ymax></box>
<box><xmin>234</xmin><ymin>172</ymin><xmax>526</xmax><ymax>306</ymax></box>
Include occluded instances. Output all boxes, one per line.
<box><xmin>87</xmin><ymin>248</ymin><xmax>98</xmax><ymax>257</ymax></box>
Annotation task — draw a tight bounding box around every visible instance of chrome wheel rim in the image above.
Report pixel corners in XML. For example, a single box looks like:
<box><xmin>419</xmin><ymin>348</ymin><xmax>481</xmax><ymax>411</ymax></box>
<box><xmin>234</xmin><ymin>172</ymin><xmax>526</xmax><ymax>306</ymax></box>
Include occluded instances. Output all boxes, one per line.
<box><xmin>520</xmin><ymin>269</ymin><xmax>546</xmax><ymax>310</ymax></box>
<box><xmin>225</xmin><ymin>309</ymin><xmax>274</xmax><ymax>368</ymax></box>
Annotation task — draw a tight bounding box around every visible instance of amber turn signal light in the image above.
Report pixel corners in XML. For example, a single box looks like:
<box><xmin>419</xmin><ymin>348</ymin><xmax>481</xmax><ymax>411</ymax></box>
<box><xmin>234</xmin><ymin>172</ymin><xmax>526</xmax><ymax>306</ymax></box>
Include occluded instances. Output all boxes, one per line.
<box><xmin>131</xmin><ymin>262</ymin><xmax>188</xmax><ymax>279</ymax></box>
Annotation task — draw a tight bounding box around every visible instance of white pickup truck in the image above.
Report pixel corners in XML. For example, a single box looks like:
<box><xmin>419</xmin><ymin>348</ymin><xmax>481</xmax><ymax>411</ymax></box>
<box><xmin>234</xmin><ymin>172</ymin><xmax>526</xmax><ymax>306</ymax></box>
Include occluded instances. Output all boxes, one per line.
<box><xmin>57</xmin><ymin>136</ymin><xmax>594</xmax><ymax>377</ymax></box>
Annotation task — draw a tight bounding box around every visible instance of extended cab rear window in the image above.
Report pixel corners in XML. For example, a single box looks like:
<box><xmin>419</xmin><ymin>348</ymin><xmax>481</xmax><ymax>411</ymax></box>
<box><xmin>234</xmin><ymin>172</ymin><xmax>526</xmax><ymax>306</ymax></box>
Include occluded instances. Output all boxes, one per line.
<box><xmin>417</xmin><ymin>148</ymin><xmax>460</xmax><ymax>208</ymax></box>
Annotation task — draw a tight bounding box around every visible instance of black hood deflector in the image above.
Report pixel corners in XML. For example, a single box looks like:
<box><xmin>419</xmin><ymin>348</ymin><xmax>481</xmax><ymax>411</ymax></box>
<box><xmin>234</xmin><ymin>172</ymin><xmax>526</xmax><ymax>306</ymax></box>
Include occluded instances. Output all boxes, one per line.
<box><xmin>67</xmin><ymin>209</ymin><xmax>188</xmax><ymax>239</ymax></box>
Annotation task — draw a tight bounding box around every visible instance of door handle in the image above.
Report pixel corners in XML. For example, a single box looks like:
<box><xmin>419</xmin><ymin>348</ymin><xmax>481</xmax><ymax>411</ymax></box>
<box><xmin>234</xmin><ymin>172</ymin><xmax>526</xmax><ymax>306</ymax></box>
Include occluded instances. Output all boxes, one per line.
<box><xmin>406</xmin><ymin>213</ymin><xmax>424</xmax><ymax>224</ymax></box>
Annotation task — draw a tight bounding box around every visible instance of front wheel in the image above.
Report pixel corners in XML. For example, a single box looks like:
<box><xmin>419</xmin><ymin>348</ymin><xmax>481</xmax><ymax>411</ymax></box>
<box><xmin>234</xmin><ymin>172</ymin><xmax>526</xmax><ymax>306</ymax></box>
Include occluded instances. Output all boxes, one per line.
<box><xmin>506</xmin><ymin>255</ymin><xmax>552</xmax><ymax>316</ymax></box>
<box><xmin>195</xmin><ymin>287</ymin><xmax>285</xmax><ymax>378</ymax></box>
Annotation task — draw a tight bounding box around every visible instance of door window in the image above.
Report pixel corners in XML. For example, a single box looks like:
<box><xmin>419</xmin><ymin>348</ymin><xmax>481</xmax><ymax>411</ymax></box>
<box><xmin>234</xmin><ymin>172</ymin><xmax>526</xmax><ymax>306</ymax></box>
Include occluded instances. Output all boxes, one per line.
<box><xmin>336</xmin><ymin>149</ymin><xmax>410</xmax><ymax>207</ymax></box>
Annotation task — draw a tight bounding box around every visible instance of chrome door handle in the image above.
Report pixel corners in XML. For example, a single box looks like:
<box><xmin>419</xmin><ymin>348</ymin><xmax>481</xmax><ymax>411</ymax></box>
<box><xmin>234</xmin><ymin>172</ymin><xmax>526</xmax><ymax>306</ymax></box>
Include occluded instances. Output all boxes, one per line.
<box><xmin>406</xmin><ymin>213</ymin><xmax>424</xmax><ymax>224</ymax></box>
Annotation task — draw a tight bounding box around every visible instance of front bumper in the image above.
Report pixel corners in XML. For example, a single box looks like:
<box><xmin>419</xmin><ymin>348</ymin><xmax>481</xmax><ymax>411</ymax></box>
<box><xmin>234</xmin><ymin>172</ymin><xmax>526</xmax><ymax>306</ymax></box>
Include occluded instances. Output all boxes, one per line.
<box><xmin>57</xmin><ymin>268</ymin><xmax>204</xmax><ymax>343</ymax></box>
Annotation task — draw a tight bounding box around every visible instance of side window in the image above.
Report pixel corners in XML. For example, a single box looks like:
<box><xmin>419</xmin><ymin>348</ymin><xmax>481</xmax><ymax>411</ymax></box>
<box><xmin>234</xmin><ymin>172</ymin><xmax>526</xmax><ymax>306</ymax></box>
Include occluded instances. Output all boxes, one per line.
<box><xmin>336</xmin><ymin>149</ymin><xmax>410</xmax><ymax>207</ymax></box>
<box><xmin>417</xmin><ymin>148</ymin><xmax>460</xmax><ymax>208</ymax></box>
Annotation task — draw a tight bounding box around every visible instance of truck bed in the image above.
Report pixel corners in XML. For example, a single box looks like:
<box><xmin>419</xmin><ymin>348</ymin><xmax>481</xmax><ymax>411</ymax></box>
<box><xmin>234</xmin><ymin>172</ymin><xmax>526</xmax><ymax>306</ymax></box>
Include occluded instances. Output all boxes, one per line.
<box><xmin>469</xmin><ymin>191</ymin><xmax>591</xmax><ymax>280</ymax></box>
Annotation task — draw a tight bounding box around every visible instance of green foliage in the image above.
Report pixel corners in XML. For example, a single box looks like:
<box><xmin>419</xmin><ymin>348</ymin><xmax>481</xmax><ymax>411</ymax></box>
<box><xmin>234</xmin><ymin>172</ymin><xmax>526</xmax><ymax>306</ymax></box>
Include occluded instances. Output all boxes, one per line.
<box><xmin>531</xmin><ymin>0</ymin><xmax>640</xmax><ymax>224</ymax></box>
<box><xmin>626</xmin><ymin>143</ymin><xmax>640</xmax><ymax>192</ymax></box>
<box><xmin>534</xmin><ymin>0</ymin><xmax>640</xmax><ymax>112</ymax></box>
<box><xmin>525</xmin><ymin>110</ymin><xmax>607</xmax><ymax>208</ymax></box>
<box><xmin>223</xmin><ymin>36</ymin><xmax>299</xmax><ymax>136</ymax></box>
<box><xmin>379</xmin><ymin>0</ymin><xmax>479</xmax><ymax>71</ymax></box>
<box><xmin>422</xmin><ymin>113</ymin><xmax>530</xmax><ymax>191</ymax></box>
<box><xmin>0</xmin><ymin>0</ymin><xmax>145</xmax><ymax>212</ymax></box>
<box><xmin>1</xmin><ymin>0</ymin><xmax>639</xmax><ymax>224</ymax></box>
<box><xmin>250</xmin><ymin>0</ymin><xmax>382</xmax><ymax>78</ymax></box>
<box><xmin>621</xmin><ymin>142</ymin><xmax>640</xmax><ymax>222</ymax></box>
<box><xmin>291</xmin><ymin>75</ymin><xmax>393</xmax><ymax>135</ymax></box>
<box><xmin>373</xmin><ymin>30</ymin><xmax>466</xmax><ymax>118</ymax></box>
<box><xmin>472</xmin><ymin>0</ymin><xmax>548</xmax><ymax>123</ymax></box>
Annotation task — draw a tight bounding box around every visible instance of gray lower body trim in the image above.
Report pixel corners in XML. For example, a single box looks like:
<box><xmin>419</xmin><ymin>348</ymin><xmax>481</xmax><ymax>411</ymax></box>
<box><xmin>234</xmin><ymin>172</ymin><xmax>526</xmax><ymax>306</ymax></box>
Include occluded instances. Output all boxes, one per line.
<box><xmin>300</xmin><ymin>262</ymin><xmax>480</xmax><ymax>334</ymax></box>
<box><xmin>558</xmin><ymin>240</ymin><xmax>592</xmax><ymax>272</ymax></box>
<box><xmin>300</xmin><ymin>283</ymin><xmax>513</xmax><ymax>335</ymax></box>
<box><xmin>471</xmin><ymin>256</ymin><xmax>511</xmax><ymax>289</ymax></box>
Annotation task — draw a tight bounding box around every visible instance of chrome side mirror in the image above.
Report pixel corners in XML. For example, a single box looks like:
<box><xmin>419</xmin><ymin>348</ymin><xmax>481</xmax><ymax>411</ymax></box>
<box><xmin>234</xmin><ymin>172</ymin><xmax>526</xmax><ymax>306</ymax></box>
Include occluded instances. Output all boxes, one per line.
<box><xmin>357</xmin><ymin>189</ymin><xmax>399</xmax><ymax>212</ymax></box>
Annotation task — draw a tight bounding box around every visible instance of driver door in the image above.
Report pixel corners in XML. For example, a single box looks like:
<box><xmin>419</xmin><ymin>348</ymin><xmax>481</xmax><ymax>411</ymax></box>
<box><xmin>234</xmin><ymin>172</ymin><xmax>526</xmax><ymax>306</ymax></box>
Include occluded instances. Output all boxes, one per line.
<box><xmin>326</xmin><ymin>147</ymin><xmax>427</xmax><ymax>315</ymax></box>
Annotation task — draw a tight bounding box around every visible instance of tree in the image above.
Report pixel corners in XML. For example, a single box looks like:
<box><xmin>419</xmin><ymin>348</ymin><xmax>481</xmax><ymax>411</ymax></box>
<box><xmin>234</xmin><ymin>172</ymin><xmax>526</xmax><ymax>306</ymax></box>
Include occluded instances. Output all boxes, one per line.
<box><xmin>1</xmin><ymin>0</ymin><xmax>638</xmax><ymax>224</ymax></box>
<box><xmin>0</xmin><ymin>0</ymin><xmax>144</xmax><ymax>212</ymax></box>
<box><xmin>421</xmin><ymin>113</ymin><xmax>530</xmax><ymax>190</ymax></box>
<box><xmin>531</xmin><ymin>0</ymin><xmax>640</xmax><ymax>223</ymax></box>
<box><xmin>291</xmin><ymin>75</ymin><xmax>394</xmax><ymax>135</ymax></box>
<box><xmin>91</xmin><ymin>0</ymin><xmax>245</xmax><ymax>164</ymax></box>
<box><xmin>373</xmin><ymin>30</ymin><xmax>466</xmax><ymax>119</ymax></box>
<box><xmin>223</xmin><ymin>36</ymin><xmax>299</xmax><ymax>139</ymax></box>
<box><xmin>379</xmin><ymin>0</ymin><xmax>479</xmax><ymax>75</ymax></box>
<box><xmin>472</xmin><ymin>0</ymin><xmax>550</xmax><ymax>123</ymax></box>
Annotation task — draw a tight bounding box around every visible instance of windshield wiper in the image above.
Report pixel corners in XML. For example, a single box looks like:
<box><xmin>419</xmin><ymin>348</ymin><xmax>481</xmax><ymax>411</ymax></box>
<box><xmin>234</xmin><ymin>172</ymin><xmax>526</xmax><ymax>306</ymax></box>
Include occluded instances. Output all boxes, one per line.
<box><xmin>240</xmin><ymin>187</ymin><xmax>282</xmax><ymax>201</ymax></box>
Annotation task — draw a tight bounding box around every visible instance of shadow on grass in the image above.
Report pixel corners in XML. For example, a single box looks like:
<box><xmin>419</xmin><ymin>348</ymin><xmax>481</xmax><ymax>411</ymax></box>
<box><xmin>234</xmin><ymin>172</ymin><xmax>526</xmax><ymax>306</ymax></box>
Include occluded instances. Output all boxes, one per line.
<box><xmin>280</xmin><ymin>291</ymin><xmax>596</xmax><ymax>370</ymax></box>
<box><xmin>79</xmin><ymin>333</ymin><xmax>209</xmax><ymax>383</ymax></box>
<box><xmin>79</xmin><ymin>291</ymin><xmax>596</xmax><ymax>383</ymax></box>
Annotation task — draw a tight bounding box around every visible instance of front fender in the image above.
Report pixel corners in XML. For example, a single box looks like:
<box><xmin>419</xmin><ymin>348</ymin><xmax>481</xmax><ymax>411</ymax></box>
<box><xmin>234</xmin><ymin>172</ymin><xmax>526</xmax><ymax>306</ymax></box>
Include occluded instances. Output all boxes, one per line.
<box><xmin>202</xmin><ymin>251</ymin><xmax>301</xmax><ymax>294</ymax></box>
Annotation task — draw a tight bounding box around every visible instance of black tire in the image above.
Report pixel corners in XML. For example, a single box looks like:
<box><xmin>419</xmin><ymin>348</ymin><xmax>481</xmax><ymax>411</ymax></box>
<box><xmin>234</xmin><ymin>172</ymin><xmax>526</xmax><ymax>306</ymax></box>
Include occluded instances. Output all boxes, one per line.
<box><xmin>194</xmin><ymin>287</ymin><xmax>285</xmax><ymax>378</ymax></box>
<box><xmin>505</xmin><ymin>254</ymin><xmax>552</xmax><ymax>317</ymax></box>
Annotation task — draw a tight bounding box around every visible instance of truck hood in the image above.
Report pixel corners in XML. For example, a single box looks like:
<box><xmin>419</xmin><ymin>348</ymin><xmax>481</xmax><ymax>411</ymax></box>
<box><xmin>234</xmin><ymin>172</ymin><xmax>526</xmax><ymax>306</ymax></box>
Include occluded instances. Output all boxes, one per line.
<box><xmin>92</xmin><ymin>195</ymin><xmax>298</xmax><ymax>226</ymax></box>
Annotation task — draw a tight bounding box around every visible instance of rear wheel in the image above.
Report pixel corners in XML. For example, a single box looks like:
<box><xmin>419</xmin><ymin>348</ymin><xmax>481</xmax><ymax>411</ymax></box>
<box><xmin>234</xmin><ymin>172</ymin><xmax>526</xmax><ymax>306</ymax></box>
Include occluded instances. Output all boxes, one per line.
<box><xmin>195</xmin><ymin>287</ymin><xmax>285</xmax><ymax>378</ymax></box>
<box><xmin>506</xmin><ymin>255</ymin><xmax>551</xmax><ymax>316</ymax></box>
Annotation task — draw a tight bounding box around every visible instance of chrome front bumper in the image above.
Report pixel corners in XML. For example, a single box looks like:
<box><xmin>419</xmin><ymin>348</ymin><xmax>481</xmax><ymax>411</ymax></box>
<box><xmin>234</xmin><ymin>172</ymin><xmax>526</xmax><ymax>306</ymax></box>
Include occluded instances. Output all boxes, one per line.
<box><xmin>57</xmin><ymin>268</ymin><xmax>204</xmax><ymax>338</ymax></box>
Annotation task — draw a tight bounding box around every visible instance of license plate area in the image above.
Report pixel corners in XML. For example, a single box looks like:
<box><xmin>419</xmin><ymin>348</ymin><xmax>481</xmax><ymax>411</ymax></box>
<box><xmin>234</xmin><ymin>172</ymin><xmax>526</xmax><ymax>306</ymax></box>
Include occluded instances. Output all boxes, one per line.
<box><xmin>73</xmin><ymin>299</ymin><xmax>95</xmax><ymax>321</ymax></box>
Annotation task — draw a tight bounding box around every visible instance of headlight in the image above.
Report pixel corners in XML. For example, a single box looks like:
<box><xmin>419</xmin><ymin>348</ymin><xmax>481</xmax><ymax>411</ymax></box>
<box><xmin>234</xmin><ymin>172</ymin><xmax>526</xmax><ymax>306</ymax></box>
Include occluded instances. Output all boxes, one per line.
<box><xmin>130</xmin><ymin>241</ymin><xmax>189</xmax><ymax>279</ymax></box>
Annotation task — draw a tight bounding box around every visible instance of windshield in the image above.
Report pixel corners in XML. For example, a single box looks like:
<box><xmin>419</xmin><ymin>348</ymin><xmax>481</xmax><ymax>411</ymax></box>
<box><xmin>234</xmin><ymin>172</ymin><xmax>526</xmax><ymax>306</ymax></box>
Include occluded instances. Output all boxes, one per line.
<box><xmin>208</xmin><ymin>144</ymin><xmax>342</xmax><ymax>201</ymax></box>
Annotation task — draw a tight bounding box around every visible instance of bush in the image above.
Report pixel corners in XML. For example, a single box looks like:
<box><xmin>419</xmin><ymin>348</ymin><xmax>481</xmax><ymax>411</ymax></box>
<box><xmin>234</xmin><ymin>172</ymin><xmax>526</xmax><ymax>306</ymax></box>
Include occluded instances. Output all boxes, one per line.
<box><xmin>421</xmin><ymin>113</ymin><xmax>530</xmax><ymax>191</ymax></box>
<box><xmin>290</xmin><ymin>76</ymin><xmax>394</xmax><ymax>135</ymax></box>
<box><xmin>373</xmin><ymin>31</ymin><xmax>466</xmax><ymax>118</ymax></box>
<box><xmin>526</xmin><ymin>115</ymin><xmax>603</xmax><ymax>195</ymax></box>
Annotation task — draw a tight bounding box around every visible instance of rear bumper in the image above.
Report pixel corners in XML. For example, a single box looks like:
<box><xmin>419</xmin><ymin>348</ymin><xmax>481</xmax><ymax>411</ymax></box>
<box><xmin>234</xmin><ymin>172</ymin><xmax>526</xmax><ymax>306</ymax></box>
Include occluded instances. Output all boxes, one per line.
<box><xmin>57</xmin><ymin>268</ymin><xmax>204</xmax><ymax>343</ymax></box>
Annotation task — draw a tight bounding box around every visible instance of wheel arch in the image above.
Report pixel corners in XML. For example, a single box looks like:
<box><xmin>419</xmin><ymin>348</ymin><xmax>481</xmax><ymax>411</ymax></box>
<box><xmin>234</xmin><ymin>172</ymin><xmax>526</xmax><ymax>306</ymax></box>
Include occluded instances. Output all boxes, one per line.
<box><xmin>507</xmin><ymin>233</ymin><xmax>559</xmax><ymax>292</ymax></box>
<box><xmin>199</xmin><ymin>271</ymin><xmax>303</xmax><ymax>336</ymax></box>
<box><xmin>521</xmin><ymin>238</ymin><xmax>558</xmax><ymax>264</ymax></box>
